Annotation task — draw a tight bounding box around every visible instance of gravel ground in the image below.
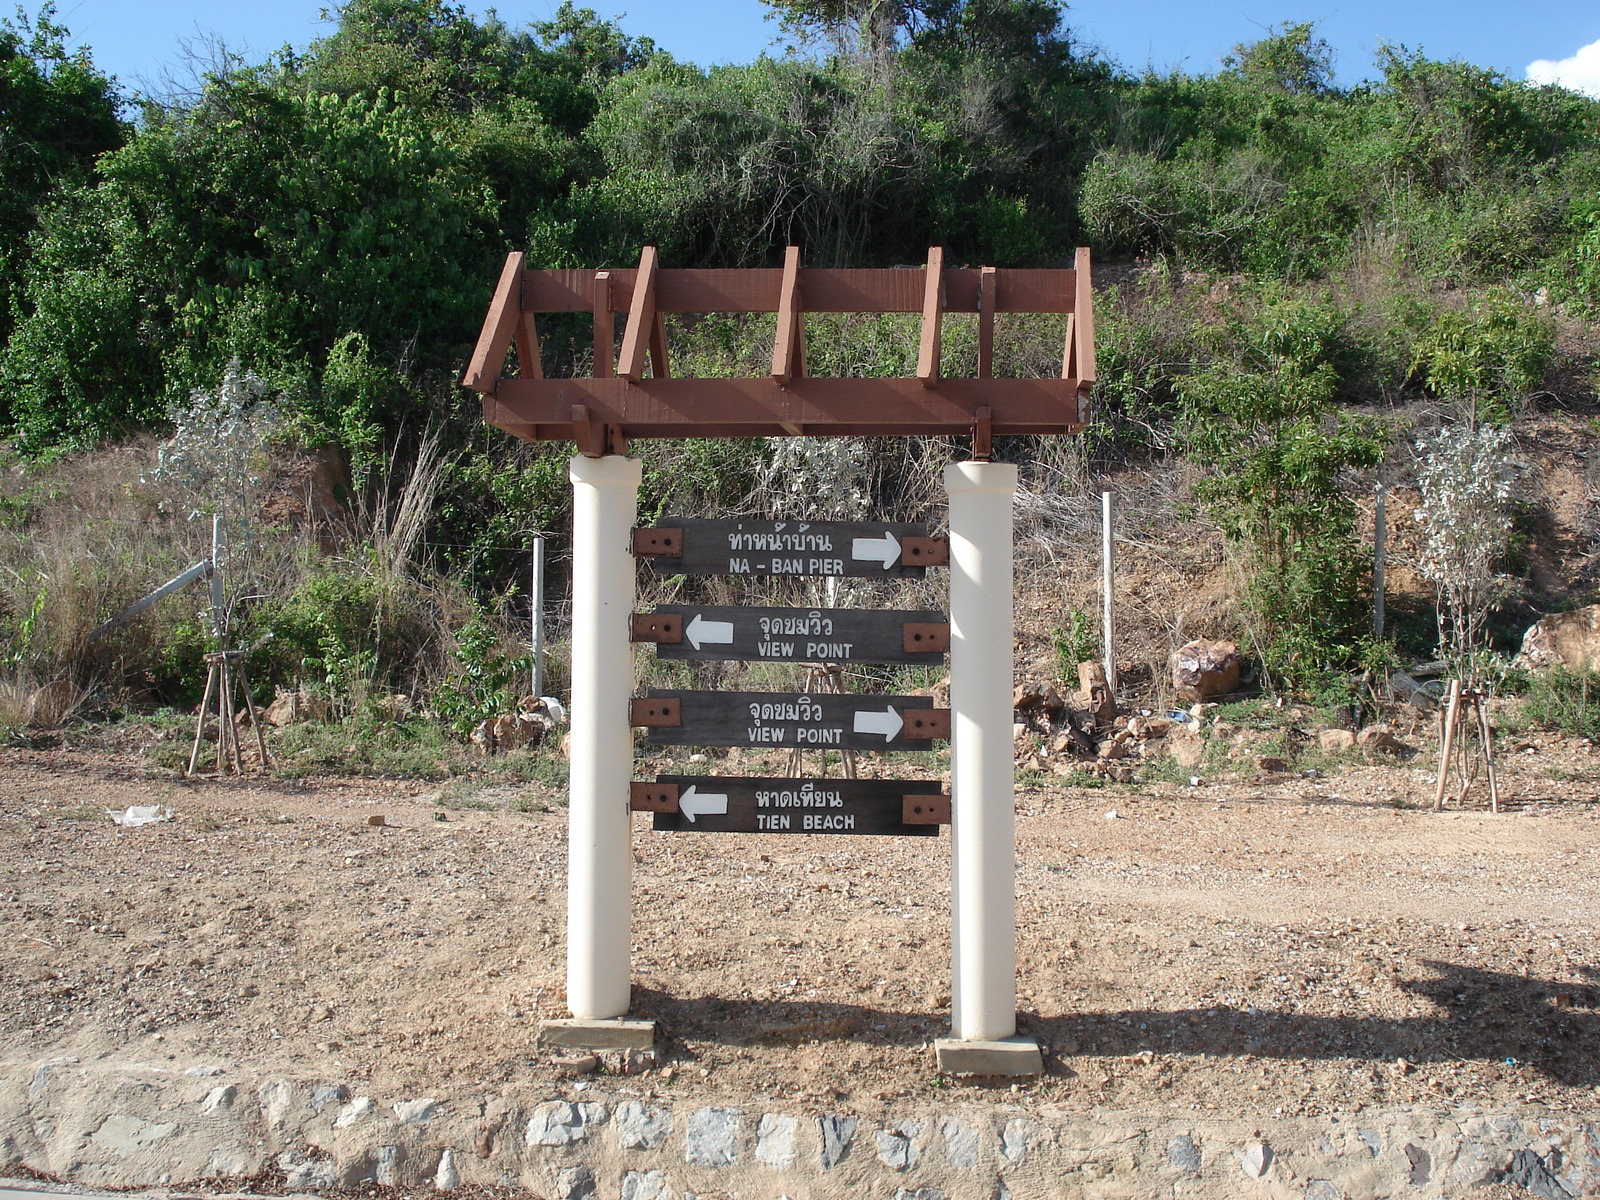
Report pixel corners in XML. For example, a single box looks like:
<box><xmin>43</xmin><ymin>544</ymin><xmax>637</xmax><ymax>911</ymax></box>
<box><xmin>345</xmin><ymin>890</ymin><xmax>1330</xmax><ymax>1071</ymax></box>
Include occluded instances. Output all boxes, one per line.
<box><xmin>2</xmin><ymin>736</ymin><xmax>1598</xmax><ymax>1125</ymax></box>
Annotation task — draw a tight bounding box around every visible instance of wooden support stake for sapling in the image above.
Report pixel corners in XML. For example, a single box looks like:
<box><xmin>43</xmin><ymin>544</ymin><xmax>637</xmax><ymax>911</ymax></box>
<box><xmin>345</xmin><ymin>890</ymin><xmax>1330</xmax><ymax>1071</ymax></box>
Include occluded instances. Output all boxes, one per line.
<box><xmin>1435</xmin><ymin>679</ymin><xmax>1462</xmax><ymax>811</ymax></box>
<box><xmin>1435</xmin><ymin>680</ymin><xmax>1500</xmax><ymax>812</ymax></box>
<box><xmin>188</xmin><ymin>660</ymin><xmax>218</xmax><ymax>776</ymax></box>
<box><xmin>1476</xmin><ymin>698</ymin><xmax>1500</xmax><ymax>813</ymax></box>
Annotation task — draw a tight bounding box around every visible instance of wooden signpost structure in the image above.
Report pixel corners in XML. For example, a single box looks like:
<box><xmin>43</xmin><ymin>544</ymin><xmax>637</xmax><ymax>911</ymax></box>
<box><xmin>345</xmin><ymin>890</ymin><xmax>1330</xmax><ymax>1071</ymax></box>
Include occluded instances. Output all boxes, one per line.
<box><xmin>464</xmin><ymin>245</ymin><xmax>1095</xmax><ymax>1074</ymax></box>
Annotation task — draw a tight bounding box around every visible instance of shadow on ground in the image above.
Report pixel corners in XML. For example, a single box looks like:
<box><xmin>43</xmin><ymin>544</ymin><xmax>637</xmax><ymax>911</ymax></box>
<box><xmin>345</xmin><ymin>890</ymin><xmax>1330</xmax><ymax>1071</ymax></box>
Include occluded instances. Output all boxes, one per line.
<box><xmin>634</xmin><ymin>959</ymin><xmax>1600</xmax><ymax>1086</ymax></box>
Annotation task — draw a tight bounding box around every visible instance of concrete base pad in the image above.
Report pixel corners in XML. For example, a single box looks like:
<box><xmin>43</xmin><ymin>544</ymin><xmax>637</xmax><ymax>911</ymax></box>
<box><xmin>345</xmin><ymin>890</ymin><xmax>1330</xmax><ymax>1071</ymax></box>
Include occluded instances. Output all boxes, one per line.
<box><xmin>539</xmin><ymin>1017</ymin><xmax>657</xmax><ymax>1051</ymax></box>
<box><xmin>934</xmin><ymin>1036</ymin><xmax>1044</xmax><ymax>1076</ymax></box>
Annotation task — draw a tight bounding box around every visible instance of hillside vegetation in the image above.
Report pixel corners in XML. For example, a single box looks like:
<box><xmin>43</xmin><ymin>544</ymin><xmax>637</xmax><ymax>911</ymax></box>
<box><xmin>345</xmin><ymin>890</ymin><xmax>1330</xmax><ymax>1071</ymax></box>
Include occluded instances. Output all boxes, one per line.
<box><xmin>0</xmin><ymin>0</ymin><xmax>1597</xmax><ymax>742</ymax></box>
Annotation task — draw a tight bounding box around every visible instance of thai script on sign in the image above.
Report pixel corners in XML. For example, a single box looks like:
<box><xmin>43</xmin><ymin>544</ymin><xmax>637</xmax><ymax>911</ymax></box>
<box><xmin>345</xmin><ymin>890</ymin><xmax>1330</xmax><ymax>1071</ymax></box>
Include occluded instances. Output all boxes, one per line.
<box><xmin>727</xmin><ymin>529</ymin><xmax>835</xmax><ymax>552</ymax></box>
<box><xmin>758</xmin><ymin>611</ymin><xmax>833</xmax><ymax>637</ymax></box>
<box><xmin>747</xmin><ymin>696</ymin><xmax>822</xmax><ymax>723</ymax></box>
<box><xmin>755</xmin><ymin>782</ymin><xmax>845</xmax><ymax>809</ymax></box>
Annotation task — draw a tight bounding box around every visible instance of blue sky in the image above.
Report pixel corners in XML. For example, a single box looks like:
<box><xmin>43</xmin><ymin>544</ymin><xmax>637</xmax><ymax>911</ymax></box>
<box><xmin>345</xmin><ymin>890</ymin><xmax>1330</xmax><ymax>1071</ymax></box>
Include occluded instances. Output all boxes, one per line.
<box><xmin>49</xmin><ymin>0</ymin><xmax>1600</xmax><ymax>97</ymax></box>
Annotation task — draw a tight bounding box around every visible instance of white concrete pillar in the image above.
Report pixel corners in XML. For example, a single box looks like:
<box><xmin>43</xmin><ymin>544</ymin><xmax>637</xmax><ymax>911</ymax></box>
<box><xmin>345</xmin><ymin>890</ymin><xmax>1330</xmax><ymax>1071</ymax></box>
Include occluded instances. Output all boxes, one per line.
<box><xmin>566</xmin><ymin>453</ymin><xmax>643</xmax><ymax>1020</ymax></box>
<box><xmin>945</xmin><ymin>460</ymin><xmax>1019</xmax><ymax>1041</ymax></box>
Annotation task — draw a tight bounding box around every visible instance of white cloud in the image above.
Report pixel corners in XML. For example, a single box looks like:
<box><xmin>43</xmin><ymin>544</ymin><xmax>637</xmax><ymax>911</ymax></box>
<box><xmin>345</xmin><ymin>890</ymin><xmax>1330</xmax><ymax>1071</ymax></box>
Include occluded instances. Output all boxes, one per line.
<box><xmin>1527</xmin><ymin>38</ymin><xmax>1600</xmax><ymax>97</ymax></box>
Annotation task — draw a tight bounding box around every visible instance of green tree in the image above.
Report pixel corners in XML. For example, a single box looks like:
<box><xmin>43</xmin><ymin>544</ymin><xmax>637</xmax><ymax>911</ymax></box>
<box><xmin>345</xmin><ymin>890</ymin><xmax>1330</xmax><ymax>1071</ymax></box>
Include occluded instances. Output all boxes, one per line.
<box><xmin>1</xmin><ymin>79</ymin><xmax>500</xmax><ymax>447</ymax></box>
<box><xmin>1221</xmin><ymin>21</ymin><xmax>1334</xmax><ymax>95</ymax></box>
<box><xmin>0</xmin><ymin>2</ymin><xmax>124</xmax><ymax>345</ymax></box>
<box><xmin>1178</xmin><ymin>291</ymin><xmax>1385</xmax><ymax>687</ymax></box>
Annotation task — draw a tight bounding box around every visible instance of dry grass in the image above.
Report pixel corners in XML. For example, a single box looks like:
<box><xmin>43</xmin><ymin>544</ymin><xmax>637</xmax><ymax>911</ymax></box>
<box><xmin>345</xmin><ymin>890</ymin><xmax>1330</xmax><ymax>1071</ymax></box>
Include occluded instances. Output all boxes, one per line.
<box><xmin>0</xmin><ymin>436</ymin><xmax>489</xmax><ymax>728</ymax></box>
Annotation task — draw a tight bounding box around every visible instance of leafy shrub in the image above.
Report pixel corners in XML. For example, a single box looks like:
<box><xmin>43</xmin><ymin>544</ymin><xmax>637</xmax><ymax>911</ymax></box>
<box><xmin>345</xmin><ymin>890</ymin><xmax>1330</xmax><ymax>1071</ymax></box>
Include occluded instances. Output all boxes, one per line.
<box><xmin>432</xmin><ymin>612</ymin><xmax>530</xmax><ymax>736</ymax></box>
<box><xmin>1051</xmin><ymin>608</ymin><xmax>1099</xmax><ymax>679</ymax></box>
<box><xmin>248</xmin><ymin>563</ymin><xmax>426</xmax><ymax>712</ymax></box>
<box><xmin>1406</xmin><ymin>288</ymin><xmax>1553</xmax><ymax>423</ymax></box>
<box><xmin>1179</xmin><ymin>288</ymin><xmax>1384</xmax><ymax>688</ymax></box>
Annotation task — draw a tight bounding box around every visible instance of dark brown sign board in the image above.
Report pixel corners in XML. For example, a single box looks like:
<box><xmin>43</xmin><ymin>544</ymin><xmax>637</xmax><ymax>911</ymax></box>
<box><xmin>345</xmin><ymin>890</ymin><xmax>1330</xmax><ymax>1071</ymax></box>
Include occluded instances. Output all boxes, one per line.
<box><xmin>632</xmin><ymin>776</ymin><xmax>949</xmax><ymax>836</ymax></box>
<box><xmin>633</xmin><ymin>605</ymin><xmax>948</xmax><ymax>665</ymax></box>
<box><xmin>633</xmin><ymin>519</ymin><xmax>945</xmax><ymax>578</ymax></box>
<box><xmin>633</xmin><ymin>690</ymin><xmax>949</xmax><ymax>751</ymax></box>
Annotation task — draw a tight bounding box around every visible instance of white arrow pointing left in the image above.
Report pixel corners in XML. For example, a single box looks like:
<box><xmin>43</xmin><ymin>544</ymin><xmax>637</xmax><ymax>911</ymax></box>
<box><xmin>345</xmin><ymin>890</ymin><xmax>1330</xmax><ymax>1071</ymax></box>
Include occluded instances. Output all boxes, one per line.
<box><xmin>679</xmin><ymin>785</ymin><xmax>728</xmax><ymax>822</ymax></box>
<box><xmin>685</xmin><ymin>612</ymin><xmax>735</xmax><ymax>650</ymax></box>
<box><xmin>851</xmin><ymin>531</ymin><xmax>901</xmax><ymax>568</ymax></box>
<box><xmin>852</xmin><ymin>706</ymin><xmax>903</xmax><ymax>742</ymax></box>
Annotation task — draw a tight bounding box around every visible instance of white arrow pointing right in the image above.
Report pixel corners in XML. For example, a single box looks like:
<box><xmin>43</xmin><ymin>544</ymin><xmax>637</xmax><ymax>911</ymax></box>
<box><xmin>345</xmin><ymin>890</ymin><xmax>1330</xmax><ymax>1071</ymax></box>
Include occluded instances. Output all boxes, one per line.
<box><xmin>850</xmin><ymin>531</ymin><xmax>901</xmax><ymax>569</ymax></box>
<box><xmin>852</xmin><ymin>706</ymin><xmax>903</xmax><ymax>742</ymax></box>
<box><xmin>678</xmin><ymin>785</ymin><xmax>729</xmax><ymax>822</ymax></box>
<box><xmin>685</xmin><ymin>612</ymin><xmax>735</xmax><ymax>650</ymax></box>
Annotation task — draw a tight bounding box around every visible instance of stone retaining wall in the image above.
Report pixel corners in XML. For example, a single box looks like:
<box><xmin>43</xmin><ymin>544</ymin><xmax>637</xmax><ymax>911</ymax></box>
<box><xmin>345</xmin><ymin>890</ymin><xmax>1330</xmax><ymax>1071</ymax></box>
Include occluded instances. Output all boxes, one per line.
<box><xmin>3</xmin><ymin>1058</ymin><xmax>1595</xmax><ymax>1199</ymax></box>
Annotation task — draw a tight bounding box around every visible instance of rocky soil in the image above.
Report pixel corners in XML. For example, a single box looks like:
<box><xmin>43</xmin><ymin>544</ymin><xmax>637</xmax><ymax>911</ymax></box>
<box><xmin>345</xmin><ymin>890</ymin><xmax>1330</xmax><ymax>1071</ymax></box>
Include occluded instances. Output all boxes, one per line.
<box><xmin>2</xmin><ymin>732</ymin><xmax>1598</xmax><ymax>1144</ymax></box>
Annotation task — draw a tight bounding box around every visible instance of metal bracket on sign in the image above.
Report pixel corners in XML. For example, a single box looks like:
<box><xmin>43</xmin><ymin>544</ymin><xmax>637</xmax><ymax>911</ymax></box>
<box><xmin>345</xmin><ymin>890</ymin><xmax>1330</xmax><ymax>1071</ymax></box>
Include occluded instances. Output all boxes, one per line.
<box><xmin>630</xmin><ymin>697</ymin><xmax>682</xmax><ymax>727</ymax></box>
<box><xmin>630</xmin><ymin>782</ymin><xmax>680</xmax><ymax>812</ymax></box>
<box><xmin>631</xmin><ymin>613</ymin><xmax>683</xmax><ymax>644</ymax></box>
<box><xmin>901</xmin><ymin>536</ymin><xmax>949</xmax><ymax>566</ymax></box>
<box><xmin>902</xmin><ymin>622</ymin><xmax>950</xmax><ymax>654</ymax></box>
<box><xmin>904</xmin><ymin>709</ymin><xmax>952</xmax><ymax>740</ymax></box>
<box><xmin>631</xmin><ymin>527</ymin><xmax>684</xmax><ymax>558</ymax></box>
<box><xmin>902</xmin><ymin>795</ymin><xmax>952</xmax><ymax>825</ymax></box>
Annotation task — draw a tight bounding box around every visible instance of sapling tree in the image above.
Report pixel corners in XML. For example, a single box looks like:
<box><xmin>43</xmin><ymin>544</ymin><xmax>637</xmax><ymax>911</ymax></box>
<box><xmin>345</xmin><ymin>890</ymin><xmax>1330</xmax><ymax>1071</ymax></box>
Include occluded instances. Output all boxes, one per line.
<box><xmin>150</xmin><ymin>360</ymin><xmax>283</xmax><ymax>643</ymax></box>
<box><xmin>1412</xmin><ymin>422</ymin><xmax>1517</xmax><ymax>682</ymax></box>
<box><xmin>153</xmin><ymin>360</ymin><xmax>283</xmax><ymax>525</ymax></box>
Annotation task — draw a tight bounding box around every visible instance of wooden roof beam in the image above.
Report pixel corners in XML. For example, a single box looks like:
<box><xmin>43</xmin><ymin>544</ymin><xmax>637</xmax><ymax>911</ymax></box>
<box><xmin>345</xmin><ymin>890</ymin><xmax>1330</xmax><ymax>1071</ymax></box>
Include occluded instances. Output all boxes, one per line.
<box><xmin>461</xmin><ymin>251</ymin><xmax>524</xmax><ymax>394</ymax></box>
<box><xmin>618</xmin><ymin>246</ymin><xmax>658</xmax><ymax>383</ymax></box>
<box><xmin>771</xmin><ymin>245</ymin><xmax>804</xmax><ymax>386</ymax></box>
<box><xmin>916</xmin><ymin>246</ymin><xmax>944</xmax><ymax>386</ymax></box>
<box><xmin>514</xmin><ymin>311</ymin><xmax>543</xmax><ymax>380</ymax></box>
<box><xmin>593</xmin><ymin>271</ymin><xmax>614</xmax><ymax>378</ymax></box>
<box><xmin>517</xmin><ymin>265</ymin><xmax>1082</xmax><ymax>315</ymax></box>
<box><xmin>977</xmin><ymin>266</ymin><xmax>996</xmax><ymax>380</ymax></box>
<box><xmin>1073</xmin><ymin>245</ymin><xmax>1097</xmax><ymax>386</ymax></box>
<box><xmin>491</xmin><ymin>376</ymin><xmax>1087</xmax><ymax>437</ymax></box>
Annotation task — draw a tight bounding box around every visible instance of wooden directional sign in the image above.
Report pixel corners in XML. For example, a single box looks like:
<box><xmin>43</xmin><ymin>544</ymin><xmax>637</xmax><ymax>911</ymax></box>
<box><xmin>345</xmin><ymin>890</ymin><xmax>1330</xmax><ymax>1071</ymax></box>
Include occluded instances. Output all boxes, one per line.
<box><xmin>633</xmin><ymin>519</ymin><xmax>947</xmax><ymax>578</ymax></box>
<box><xmin>633</xmin><ymin>605</ymin><xmax>948</xmax><ymax>665</ymax></box>
<box><xmin>632</xmin><ymin>690</ymin><xmax>950</xmax><ymax>750</ymax></box>
<box><xmin>632</xmin><ymin>776</ymin><xmax>950</xmax><ymax>836</ymax></box>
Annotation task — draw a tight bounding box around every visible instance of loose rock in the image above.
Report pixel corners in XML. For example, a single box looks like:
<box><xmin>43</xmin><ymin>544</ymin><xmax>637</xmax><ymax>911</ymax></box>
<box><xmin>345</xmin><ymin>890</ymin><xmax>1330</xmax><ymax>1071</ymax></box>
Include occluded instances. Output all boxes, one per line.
<box><xmin>1515</xmin><ymin>603</ymin><xmax>1600</xmax><ymax>671</ymax></box>
<box><xmin>619</xmin><ymin>1169</ymin><xmax>669</xmax><ymax>1200</ymax></box>
<box><xmin>1318</xmin><ymin>729</ymin><xmax>1356</xmax><ymax>753</ymax></box>
<box><xmin>1172</xmin><ymin>638</ymin><xmax>1242</xmax><ymax>701</ymax></box>
<box><xmin>1167</xmin><ymin>1134</ymin><xmax>1201</xmax><ymax>1174</ymax></box>
<box><xmin>392</xmin><ymin>1098</ymin><xmax>437</xmax><ymax>1125</ymax></box>
<box><xmin>555</xmin><ymin>1165</ymin><xmax>596</xmax><ymax>1200</ymax></box>
<box><xmin>941</xmin><ymin>1118</ymin><xmax>979</xmax><ymax>1168</ymax></box>
<box><xmin>526</xmin><ymin>1101</ymin><xmax>601</xmax><ymax>1147</ymax></box>
<box><xmin>333</xmin><ymin>1097</ymin><xmax>374</xmax><ymax>1128</ymax></box>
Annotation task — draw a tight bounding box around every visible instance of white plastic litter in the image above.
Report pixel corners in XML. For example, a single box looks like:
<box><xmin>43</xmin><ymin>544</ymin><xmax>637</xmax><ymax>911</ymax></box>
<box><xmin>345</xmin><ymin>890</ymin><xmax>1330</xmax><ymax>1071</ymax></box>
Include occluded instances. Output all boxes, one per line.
<box><xmin>108</xmin><ymin>804</ymin><xmax>173</xmax><ymax>827</ymax></box>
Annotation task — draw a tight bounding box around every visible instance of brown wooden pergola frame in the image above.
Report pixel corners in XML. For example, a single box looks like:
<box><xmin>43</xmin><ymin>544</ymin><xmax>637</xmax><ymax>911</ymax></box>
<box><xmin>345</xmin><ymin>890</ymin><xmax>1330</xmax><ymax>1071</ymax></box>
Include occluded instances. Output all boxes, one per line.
<box><xmin>462</xmin><ymin>245</ymin><xmax>1095</xmax><ymax>458</ymax></box>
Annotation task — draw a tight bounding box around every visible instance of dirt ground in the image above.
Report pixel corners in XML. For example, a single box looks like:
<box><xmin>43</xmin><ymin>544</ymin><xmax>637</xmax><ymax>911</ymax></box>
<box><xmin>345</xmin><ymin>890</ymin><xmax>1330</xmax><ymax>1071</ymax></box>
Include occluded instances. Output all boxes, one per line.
<box><xmin>3</xmin><ymin>733</ymin><xmax>1599</xmax><ymax>1128</ymax></box>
